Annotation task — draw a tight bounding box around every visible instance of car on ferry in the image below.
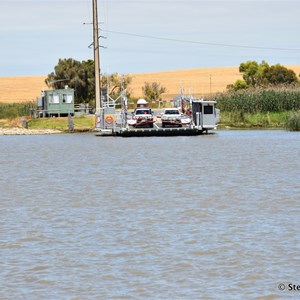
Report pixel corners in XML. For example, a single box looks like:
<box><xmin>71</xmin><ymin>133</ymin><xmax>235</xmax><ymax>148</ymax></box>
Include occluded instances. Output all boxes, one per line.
<box><xmin>127</xmin><ymin>99</ymin><xmax>154</xmax><ymax>128</ymax></box>
<box><xmin>161</xmin><ymin>108</ymin><xmax>185</xmax><ymax>127</ymax></box>
<box><xmin>131</xmin><ymin>107</ymin><xmax>154</xmax><ymax>128</ymax></box>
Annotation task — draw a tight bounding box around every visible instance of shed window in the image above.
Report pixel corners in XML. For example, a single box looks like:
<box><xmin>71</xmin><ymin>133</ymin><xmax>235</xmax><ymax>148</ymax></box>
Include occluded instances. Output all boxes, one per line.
<box><xmin>63</xmin><ymin>94</ymin><xmax>73</xmax><ymax>103</ymax></box>
<box><xmin>49</xmin><ymin>94</ymin><xmax>59</xmax><ymax>104</ymax></box>
<box><xmin>48</xmin><ymin>94</ymin><xmax>59</xmax><ymax>104</ymax></box>
<box><xmin>204</xmin><ymin>105</ymin><xmax>213</xmax><ymax>114</ymax></box>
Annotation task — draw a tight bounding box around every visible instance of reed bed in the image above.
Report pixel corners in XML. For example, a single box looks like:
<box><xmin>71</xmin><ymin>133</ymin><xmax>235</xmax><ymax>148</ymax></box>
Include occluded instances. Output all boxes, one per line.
<box><xmin>215</xmin><ymin>86</ymin><xmax>300</xmax><ymax>113</ymax></box>
<box><xmin>0</xmin><ymin>102</ymin><xmax>35</xmax><ymax>119</ymax></box>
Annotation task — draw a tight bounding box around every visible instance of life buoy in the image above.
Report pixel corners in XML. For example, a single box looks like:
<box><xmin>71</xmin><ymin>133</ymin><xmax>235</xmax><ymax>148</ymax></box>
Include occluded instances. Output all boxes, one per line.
<box><xmin>105</xmin><ymin>115</ymin><xmax>114</xmax><ymax>124</ymax></box>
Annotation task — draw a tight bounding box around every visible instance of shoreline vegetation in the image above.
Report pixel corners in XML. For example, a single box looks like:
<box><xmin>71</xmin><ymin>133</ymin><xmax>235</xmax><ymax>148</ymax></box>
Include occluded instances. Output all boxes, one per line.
<box><xmin>1</xmin><ymin>87</ymin><xmax>300</xmax><ymax>134</ymax></box>
<box><xmin>214</xmin><ymin>86</ymin><xmax>300</xmax><ymax>131</ymax></box>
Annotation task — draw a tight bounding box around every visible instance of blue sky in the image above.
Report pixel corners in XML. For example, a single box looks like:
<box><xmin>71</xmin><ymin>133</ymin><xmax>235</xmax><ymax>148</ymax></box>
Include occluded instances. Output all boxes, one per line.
<box><xmin>1</xmin><ymin>0</ymin><xmax>300</xmax><ymax>76</ymax></box>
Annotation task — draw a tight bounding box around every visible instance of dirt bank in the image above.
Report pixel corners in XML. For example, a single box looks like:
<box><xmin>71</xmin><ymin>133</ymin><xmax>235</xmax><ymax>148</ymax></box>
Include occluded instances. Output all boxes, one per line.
<box><xmin>0</xmin><ymin>127</ymin><xmax>62</xmax><ymax>135</ymax></box>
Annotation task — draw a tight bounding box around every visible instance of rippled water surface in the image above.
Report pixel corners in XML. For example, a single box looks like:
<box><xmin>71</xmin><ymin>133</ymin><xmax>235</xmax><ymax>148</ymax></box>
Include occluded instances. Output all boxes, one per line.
<box><xmin>1</xmin><ymin>130</ymin><xmax>300</xmax><ymax>299</ymax></box>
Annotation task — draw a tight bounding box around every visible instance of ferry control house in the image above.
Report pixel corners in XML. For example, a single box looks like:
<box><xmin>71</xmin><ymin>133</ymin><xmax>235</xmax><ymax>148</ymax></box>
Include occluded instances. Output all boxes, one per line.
<box><xmin>37</xmin><ymin>87</ymin><xmax>74</xmax><ymax>117</ymax></box>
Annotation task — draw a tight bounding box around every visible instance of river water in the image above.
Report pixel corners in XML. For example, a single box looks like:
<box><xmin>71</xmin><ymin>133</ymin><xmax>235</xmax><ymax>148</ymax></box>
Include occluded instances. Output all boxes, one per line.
<box><xmin>1</xmin><ymin>130</ymin><xmax>299</xmax><ymax>299</ymax></box>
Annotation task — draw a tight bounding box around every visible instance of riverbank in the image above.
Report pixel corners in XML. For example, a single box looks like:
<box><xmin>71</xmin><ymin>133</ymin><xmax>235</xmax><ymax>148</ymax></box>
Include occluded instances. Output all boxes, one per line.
<box><xmin>0</xmin><ymin>127</ymin><xmax>62</xmax><ymax>135</ymax></box>
<box><xmin>0</xmin><ymin>116</ymin><xmax>95</xmax><ymax>135</ymax></box>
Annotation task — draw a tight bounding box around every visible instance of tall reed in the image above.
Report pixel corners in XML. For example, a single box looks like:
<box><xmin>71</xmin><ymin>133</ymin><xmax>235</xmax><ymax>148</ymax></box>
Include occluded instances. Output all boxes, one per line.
<box><xmin>0</xmin><ymin>102</ymin><xmax>36</xmax><ymax>119</ymax></box>
<box><xmin>215</xmin><ymin>86</ymin><xmax>300</xmax><ymax>113</ymax></box>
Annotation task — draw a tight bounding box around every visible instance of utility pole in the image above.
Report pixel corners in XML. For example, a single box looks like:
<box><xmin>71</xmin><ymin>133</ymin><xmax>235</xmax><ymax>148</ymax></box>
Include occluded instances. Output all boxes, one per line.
<box><xmin>93</xmin><ymin>0</ymin><xmax>101</xmax><ymax>115</ymax></box>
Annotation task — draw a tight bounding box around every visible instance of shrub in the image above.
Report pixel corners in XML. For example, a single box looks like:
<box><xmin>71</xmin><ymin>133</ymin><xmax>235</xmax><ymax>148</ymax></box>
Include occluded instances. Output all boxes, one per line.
<box><xmin>285</xmin><ymin>111</ymin><xmax>300</xmax><ymax>131</ymax></box>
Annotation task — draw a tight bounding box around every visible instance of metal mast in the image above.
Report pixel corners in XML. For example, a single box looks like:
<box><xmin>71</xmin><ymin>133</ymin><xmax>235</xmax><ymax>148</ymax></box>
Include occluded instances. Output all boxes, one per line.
<box><xmin>93</xmin><ymin>0</ymin><xmax>101</xmax><ymax>115</ymax></box>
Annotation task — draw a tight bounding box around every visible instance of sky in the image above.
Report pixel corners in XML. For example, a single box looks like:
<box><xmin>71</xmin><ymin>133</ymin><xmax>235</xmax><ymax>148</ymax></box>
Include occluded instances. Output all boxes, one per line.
<box><xmin>1</xmin><ymin>0</ymin><xmax>300</xmax><ymax>76</ymax></box>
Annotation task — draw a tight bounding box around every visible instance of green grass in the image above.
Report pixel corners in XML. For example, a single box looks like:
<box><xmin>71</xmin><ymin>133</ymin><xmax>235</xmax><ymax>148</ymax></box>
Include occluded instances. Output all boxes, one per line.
<box><xmin>72</xmin><ymin>115</ymin><xmax>95</xmax><ymax>130</ymax></box>
<box><xmin>28</xmin><ymin>116</ymin><xmax>95</xmax><ymax>131</ymax></box>
<box><xmin>218</xmin><ymin>111</ymin><xmax>290</xmax><ymax>129</ymax></box>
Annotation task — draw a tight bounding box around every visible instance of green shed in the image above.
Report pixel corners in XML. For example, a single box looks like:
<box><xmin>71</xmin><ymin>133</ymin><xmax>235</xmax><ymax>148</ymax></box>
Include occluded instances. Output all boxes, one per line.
<box><xmin>37</xmin><ymin>87</ymin><xmax>75</xmax><ymax>117</ymax></box>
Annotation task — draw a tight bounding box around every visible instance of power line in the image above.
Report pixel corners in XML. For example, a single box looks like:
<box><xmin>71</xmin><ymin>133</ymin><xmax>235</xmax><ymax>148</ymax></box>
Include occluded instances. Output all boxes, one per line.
<box><xmin>101</xmin><ymin>29</ymin><xmax>300</xmax><ymax>52</ymax></box>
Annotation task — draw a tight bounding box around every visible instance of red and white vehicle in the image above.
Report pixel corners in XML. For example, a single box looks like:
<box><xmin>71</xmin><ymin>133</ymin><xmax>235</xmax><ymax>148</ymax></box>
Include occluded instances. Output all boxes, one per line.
<box><xmin>127</xmin><ymin>99</ymin><xmax>154</xmax><ymax>128</ymax></box>
<box><xmin>161</xmin><ymin>108</ymin><xmax>191</xmax><ymax>127</ymax></box>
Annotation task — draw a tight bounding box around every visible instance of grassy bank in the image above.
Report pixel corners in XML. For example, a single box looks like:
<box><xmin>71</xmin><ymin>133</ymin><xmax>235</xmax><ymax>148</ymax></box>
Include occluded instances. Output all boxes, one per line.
<box><xmin>219</xmin><ymin>110</ymin><xmax>300</xmax><ymax>131</ymax></box>
<box><xmin>218</xmin><ymin>111</ymin><xmax>290</xmax><ymax>129</ymax></box>
<box><xmin>29</xmin><ymin>116</ymin><xmax>95</xmax><ymax>132</ymax></box>
<box><xmin>0</xmin><ymin>116</ymin><xmax>95</xmax><ymax>132</ymax></box>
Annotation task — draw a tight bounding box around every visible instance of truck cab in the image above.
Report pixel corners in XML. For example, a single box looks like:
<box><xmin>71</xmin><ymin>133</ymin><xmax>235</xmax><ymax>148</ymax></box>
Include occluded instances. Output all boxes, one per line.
<box><xmin>127</xmin><ymin>99</ymin><xmax>154</xmax><ymax>128</ymax></box>
<box><xmin>132</xmin><ymin>107</ymin><xmax>154</xmax><ymax>127</ymax></box>
<box><xmin>161</xmin><ymin>108</ymin><xmax>182</xmax><ymax>127</ymax></box>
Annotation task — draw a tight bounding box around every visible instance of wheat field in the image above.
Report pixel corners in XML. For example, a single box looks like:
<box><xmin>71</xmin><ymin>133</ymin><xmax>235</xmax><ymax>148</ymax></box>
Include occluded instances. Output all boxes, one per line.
<box><xmin>1</xmin><ymin>65</ymin><xmax>300</xmax><ymax>103</ymax></box>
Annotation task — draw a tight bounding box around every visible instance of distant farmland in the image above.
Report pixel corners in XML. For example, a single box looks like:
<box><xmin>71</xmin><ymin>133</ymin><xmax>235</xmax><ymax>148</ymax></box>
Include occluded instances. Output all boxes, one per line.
<box><xmin>1</xmin><ymin>65</ymin><xmax>300</xmax><ymax>103</ymax></box>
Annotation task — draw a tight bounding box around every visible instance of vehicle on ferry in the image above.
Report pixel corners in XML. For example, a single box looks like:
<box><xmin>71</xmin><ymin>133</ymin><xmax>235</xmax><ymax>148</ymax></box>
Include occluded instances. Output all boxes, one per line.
<box><xmin>161</xmin><ymin>108</ymin><xmax>181</xmax><ymax>127</ymax></box>
<box><xmin>160</xmin><ymin>108</ymin><xmax>191</xmax><ymax>127</ymax></box>
<box><xmin>127</xmin><ymin>99</ymin><xmax>154</xmax><ymax>128</ymax></box>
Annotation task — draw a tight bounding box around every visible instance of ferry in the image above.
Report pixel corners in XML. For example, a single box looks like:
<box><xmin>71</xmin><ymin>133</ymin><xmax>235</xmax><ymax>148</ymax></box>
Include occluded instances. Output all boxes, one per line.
<box><xmin>95</xmin><ymin>91</ymin><xmax>219</xmax><ymax>137</ymax></box>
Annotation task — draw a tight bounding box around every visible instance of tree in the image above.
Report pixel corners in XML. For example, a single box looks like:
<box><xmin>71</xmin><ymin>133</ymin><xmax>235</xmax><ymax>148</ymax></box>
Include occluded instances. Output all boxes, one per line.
<box><xmin>45</xmin><ymin>58</ymin><xmax>94</xmax><ymax>103</ymax></box>
<box><xmin>264</xmin><ymin>64</ymin><xmax>297</xmax><ymax>85</ymax></box>
<box><xmin>239</xmin><ymin>60</ymin><xmax>270</xmax><ymax>87</ymax></box>
<box><xmin>142</xmin><ymin>82</ymin><xmax>167</xmax><ymax>103</ymax></box>
<box><xmin>45</xmin><ymin>58</ymin><xmax>132</xmax><ymax>104</ymax></box>
<box><xmin>228</xmin><ymin>60</ymin><xmax>298</xmax><ymax>91</ymax></box>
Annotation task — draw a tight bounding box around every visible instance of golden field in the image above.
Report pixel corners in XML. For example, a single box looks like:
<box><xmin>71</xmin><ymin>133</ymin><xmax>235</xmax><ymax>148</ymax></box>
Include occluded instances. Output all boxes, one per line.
<box><xmin>0</xmin><ymin>76</ymin><xmax>48</xmax><ymax>103</ymax></box>
<box><xmin>129</xmin><ymin>66</ymin><xmax>243</xmax><ymax>99</ymax></box>
<box><xmin>1</xmin><ymin>65</ymin><xmax>300</xmax><ymax>103</ymax></box>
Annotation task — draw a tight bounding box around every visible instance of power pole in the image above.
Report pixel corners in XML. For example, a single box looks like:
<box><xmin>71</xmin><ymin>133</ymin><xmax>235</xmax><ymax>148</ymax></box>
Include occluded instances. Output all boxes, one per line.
<box><xmin>93</xmin><ymin>0</ymin><xmax>101</xmax><ymax>115</ymax></box>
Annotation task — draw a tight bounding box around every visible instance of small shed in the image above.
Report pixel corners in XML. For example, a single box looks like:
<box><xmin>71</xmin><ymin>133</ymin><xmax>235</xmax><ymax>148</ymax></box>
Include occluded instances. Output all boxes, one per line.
<box><xmin>37</xmin><ymin>86</ymin><xmax>74</xmax><ymax>117</ymax></box>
